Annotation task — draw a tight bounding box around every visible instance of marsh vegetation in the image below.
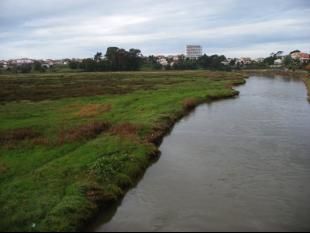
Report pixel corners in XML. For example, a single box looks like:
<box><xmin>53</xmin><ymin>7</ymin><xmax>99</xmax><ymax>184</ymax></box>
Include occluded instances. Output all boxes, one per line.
<box><xmin>0</xmin><ymin>71</ymin><xmax>245</xmax><ymax>232</ymax></box>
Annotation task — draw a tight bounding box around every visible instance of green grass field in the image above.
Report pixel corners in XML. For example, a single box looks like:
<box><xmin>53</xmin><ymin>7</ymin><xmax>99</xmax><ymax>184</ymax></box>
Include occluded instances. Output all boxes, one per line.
<box><xmin>0</xmin><ymin>71</ymin><xmax>246</xmax><ymax>232</ymax></box>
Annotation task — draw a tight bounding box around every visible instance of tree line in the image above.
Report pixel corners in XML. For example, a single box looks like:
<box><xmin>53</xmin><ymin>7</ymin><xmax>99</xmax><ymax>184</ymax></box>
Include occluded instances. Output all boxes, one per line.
<box><xmin>69</xmin><ymin>47</ymin><xmax>143</xmax><ymax>72</ymax></box>
<box><xmin>2</xmin><ymin>48</ymin><xmax>308</xmax><ymax>74</ymax></box>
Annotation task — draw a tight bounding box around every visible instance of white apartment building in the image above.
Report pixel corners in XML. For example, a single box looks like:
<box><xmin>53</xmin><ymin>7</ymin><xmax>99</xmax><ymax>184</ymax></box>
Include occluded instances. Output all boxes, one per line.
<box><xmin>186</xmin><ymin>45</ymin><xmax>202</xmax><ymax>59</ymax></box>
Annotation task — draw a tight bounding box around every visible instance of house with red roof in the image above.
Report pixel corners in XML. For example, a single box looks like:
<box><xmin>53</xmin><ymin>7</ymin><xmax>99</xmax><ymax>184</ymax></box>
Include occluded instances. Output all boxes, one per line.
<box><xmin>299</xmin><ymin>53</ymin><xmax>310</xmax><ymax>64</ymax></box>
<box><xmin>291</xmin><ymin>52</ymin><xmax>310</xmax><ymax>64</ymax></box>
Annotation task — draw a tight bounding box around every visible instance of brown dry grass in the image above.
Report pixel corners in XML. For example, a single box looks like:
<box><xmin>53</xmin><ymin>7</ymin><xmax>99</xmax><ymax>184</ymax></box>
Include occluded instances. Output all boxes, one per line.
<box><xmin>76</xmin><ymin>104</ymin><xmax>112</xmax><ymax>118</ymax></box>
<box><xmin>182</xmin><ymin>98</ymin><xmax>201</xmax><ymax>111</ymax></box>
<box><xmin>58</xmin><ymin>121</ymin><xmax>110</xmax><ymax>144</ymax></box>
<box><xmin>85</xmin><ymin>185</ymin><xmax>116</xmax><ymax>203</ymax></box>
<box><xmin>0</xmin><ymin>163</ymin><xmax>8</xmax><ymax>174</ymax></box>
<box><xmin>110</xmin><ymin>123</ymin><xmax>139</xmax><ymax>138</ymax></box>
<box><xmin>31</xmin><ymin>137</ymin><xmax>50</xmax><ymax>146</ymax></box>
<box><xmin>0</xmin><ymin>128</ymin><xmax>41</xmax><ymax>145</ymax></box>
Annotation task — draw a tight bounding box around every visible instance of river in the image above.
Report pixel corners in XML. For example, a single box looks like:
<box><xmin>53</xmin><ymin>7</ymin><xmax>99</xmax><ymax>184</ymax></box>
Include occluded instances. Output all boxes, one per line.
<box><xmin>90</xmin><ymin>75</ymin><xmax>310</xmax><ymax>232</ymax></box>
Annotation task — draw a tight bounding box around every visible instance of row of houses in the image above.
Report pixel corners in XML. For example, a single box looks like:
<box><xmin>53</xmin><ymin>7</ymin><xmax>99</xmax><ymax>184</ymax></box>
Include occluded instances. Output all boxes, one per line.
<box><xmin>272</xmin><ymin>51</ymin><xmax>310</xmax><ymax>67</ymax></box>
<box><xmin>156</xmin><ymin>55</ymin><xmax>184</xmax><ymax>66</ymax></box>
<box><xmin>221</xmin><ymin>57</ymin><xmax>263</xmax><ymax>66</ymax></box>
<box><xmin>222</xmin><ymin>51</ymin><xmax>310</xmax><ymax>68</ymax></box>
<box><xmin>0</xmin><ymin>58</ymin><xmax>82</xmax><ymax>70</ymax></box>
<box><xmin>155</xmin><ymin>56</ymin><xmax>264</xmax><ymax>67</ymax></box>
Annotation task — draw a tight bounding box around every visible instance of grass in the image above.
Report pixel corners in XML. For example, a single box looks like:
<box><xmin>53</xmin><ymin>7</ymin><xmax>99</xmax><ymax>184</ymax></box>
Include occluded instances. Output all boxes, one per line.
<box><xmin>0</xmin><ymin>70</ymin><xmax>246</xmax><ymax>232</ymax></box>
<box><xmin>303</xmin><ymin>76</ymin><xmax>310</xmax><ymax>99</ymax></box>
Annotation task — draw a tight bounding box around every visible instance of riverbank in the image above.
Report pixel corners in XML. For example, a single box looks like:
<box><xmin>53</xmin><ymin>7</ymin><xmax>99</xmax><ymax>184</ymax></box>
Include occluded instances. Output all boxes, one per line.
<box><xmin>303</xmin><ymin>77</ymin><xmax>310</xmax><ymax>99</ymax></box>
<box><xmin>0</xmin><ymin>71</ymin><xmax>246</xmax><ymax>232</ymax></box>
<box><xmin>92</xmin><ymin>75</ymin><xmax>310</xmax><ymax>232</ymax></box>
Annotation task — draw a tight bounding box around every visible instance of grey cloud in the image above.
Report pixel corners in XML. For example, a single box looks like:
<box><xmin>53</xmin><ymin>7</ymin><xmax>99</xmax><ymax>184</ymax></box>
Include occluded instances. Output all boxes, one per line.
<box><xmin>0</xmin><ymin>0</ymin><xmax>309</xmax><ymax>59</ymax></box>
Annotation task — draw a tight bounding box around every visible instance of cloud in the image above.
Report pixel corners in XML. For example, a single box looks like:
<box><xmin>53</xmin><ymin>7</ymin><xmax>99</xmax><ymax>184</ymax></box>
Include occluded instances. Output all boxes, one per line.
<box><xmin>0</xmin><ymin>0</ymin><xmax>309</xmax><ymax>59</ymax></box>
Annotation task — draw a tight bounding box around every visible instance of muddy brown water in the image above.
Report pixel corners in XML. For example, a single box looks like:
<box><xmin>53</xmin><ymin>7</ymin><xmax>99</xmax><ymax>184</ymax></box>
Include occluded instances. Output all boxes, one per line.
<box><xmin>89</xmin><ymin>75</ymin><xmax>310</xmax><ymax>232</ymax></box>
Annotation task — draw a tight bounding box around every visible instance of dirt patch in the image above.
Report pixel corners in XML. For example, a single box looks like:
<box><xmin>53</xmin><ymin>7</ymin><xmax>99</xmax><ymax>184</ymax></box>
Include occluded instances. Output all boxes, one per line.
<box><xmin>76</xmin><ymin>104</ymin><xmax>112</xmax><ymax>118</ymax></box>
<box><xmin>86</xmin><ymin>186</ymin><xmax>117</xmax><ymax>203</ymax></box>
<box><xmin>0</xmin><ymin>128</ymin><xmax>41</xmax><ymax>145</ymax></box>
<box><xmin>58</xmin><ymin>121</ymin><xmax>110</xmax><ymax>144</ymax></box>
<box><xmin>0</xmin><ymin>163</ymin><xmax>8</xmax><ymax>174</ymax></box>
<box><xmin>182</xmin><ymin>98</ymin><xmax>201</xmax><ymax>111</ymax></box>
<box><xmin>110</xmin><ymin>123</ymin><xmax>139</xmax><ymax>138</ymax></box>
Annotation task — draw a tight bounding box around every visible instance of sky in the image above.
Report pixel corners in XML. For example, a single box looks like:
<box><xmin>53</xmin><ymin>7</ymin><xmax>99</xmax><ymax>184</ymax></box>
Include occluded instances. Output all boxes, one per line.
<box><xmin>0</xmin><ymin>0</ymin><xmax>309</xmax><ymax>59</ymax></box>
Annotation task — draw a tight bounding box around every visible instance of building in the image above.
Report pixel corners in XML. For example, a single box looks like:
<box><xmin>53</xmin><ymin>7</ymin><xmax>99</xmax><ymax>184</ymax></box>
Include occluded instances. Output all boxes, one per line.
<box><xmin>186</xmin><ymin>45</ymin><xmax>202</xmax><ymax>59</ymax></box>
<box><xmin>15</xmin><ymin>58</ymin><xmax>34</xmax><ymax>65</ymax></box>
<box><xmin>290</xmin><ymin>51</ymin><xmax>310</xmax><ymax>64</ymax></box>
<box><xmin>157</xmin><ymin>57</ymin><xmax>168</xmax><ymax>66</ymax></box>
<box><xmin>167</xmin><ymin>55</ymin><xmax>181</xmax><ymax>62</ymax></box>
<box><xmin>0</xmin><ymin>60</ymin><xmax>8</xmax><ymax>69</ymax></box>
<box><xmin>240</xmin><ymin>57</ymin><xmax>252</xmax><ymax>65</ymax></box>
<box><xmin>299</xmin><ymin>53</ymin><xmax>310</xmax><ymax>64</ymax></box>
<box><xmin>274</xmin><ymin>59</ymin><xmax>283</xmax><ymax>65</ymax></box>
<box><xmin>291</xmin><ymin>52</ymin><xmax>301</xmax><ymax>60</ymax></box>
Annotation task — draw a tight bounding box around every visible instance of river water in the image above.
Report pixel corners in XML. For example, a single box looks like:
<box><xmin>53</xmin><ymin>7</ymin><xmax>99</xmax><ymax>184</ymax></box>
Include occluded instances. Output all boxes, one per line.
<box><xmin>91</xmin><ymin>75</ymin><xmax>310</xmax><ymax>232</ymax></box>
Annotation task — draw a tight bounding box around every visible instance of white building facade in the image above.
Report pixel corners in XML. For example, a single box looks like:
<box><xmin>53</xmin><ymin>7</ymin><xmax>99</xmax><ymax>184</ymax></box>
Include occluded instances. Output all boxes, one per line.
<box><xmin>186</xmin><ymin>45</ymin><xmax>202</xmax><ymax>59</ymax></box>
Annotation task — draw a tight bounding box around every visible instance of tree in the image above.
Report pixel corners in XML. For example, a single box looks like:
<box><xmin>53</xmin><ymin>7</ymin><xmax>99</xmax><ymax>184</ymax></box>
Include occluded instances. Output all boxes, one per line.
<box><xmin>290</xmin><ymin>50</ymin><xmax>301</xmax><ymax>55</ymax></box>
<box><xmin>80</xmin><ymin>59</ymin><xmax>97</xmax><ymax>72</ymax></box>
<box><xmin>153</xmin><ymin>63</ymin><xmax>162</xmax><ymax>70</ymax></box>
<box><xmin>104</xmin><ymin>47</ymin><xmax>142</xmax><ymax>71</ymax></box>
<box><xmin>18</xmin><ymin>64</ymin><xmax>32</xmax><ymax>73</ymax></box>
<box><xmin>264</xmin><ymin>56</ymin><xmax>277</xmax><ymax>66</ymax></box>
<box><xmin>275</xmin><ymin>51</ymin><xmax>284</xmax><ymax>57</ymax></box>
<box><xmin>148</xmin><ymin>55</ymin><xmax>157</xmax><ymax>64</ymax></box>
<box><xmin>229</xmin><ymin>59</ymin><xmax>236</xmax><ymax>66</ymax></box>
<box><xmin>33</xmin><ymin>61</ymin><xmax>42</xmax><ymax>72</ymax></box>
<box><xmin>94</xmin><ymin>52</ymin><xmax>103</xmax><ymax>62</ymax></box>
<box><xmin>198</xmin><ymin>54</ymin><xmax>227</xmax><ymax>70</ymax></box>
<box><xmin>283</xmin><ymin>55</ymin><xmax>301</xmax><ymax>71</ymax></box>
<box><xmin>283</xmin><ymin>56</ymin><xmax>293</xmax><ymax>67</ymax></box>
<box><xmin>105</xmin><ymin>47</ymin><xmax>119</xmax><ymax>62</ymax></box>
<box><xmin>128</xmin><ymin>49</ymin><xmax>142</xmax><ymax>70</ymax></box>
<box><xmin>69</xmin><ymin>60</ymin><xmax>79</xmax><ymax>69</ymax></box>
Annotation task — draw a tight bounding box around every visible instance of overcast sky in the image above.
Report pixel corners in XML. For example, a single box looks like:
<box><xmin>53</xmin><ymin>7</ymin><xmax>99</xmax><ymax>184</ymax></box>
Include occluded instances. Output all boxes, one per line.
<box><xmin>0</xmin><ymin>0</ymin><xmax>309</xmax><ymax>59</ymax></box>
